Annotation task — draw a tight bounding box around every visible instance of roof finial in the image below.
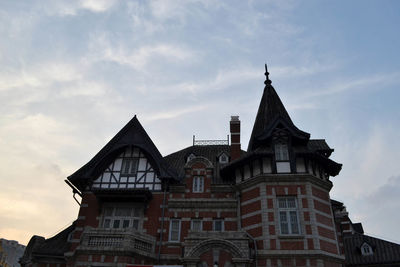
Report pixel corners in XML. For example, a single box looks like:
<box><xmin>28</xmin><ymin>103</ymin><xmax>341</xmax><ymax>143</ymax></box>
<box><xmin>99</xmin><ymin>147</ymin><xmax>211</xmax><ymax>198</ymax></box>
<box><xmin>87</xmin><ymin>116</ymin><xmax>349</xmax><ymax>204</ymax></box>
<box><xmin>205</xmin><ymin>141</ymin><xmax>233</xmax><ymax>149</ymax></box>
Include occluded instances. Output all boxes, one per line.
<box><xmin>264</xmin><ymin>63</ymin><xmax>272</xmax><ymax>85</ymax></box>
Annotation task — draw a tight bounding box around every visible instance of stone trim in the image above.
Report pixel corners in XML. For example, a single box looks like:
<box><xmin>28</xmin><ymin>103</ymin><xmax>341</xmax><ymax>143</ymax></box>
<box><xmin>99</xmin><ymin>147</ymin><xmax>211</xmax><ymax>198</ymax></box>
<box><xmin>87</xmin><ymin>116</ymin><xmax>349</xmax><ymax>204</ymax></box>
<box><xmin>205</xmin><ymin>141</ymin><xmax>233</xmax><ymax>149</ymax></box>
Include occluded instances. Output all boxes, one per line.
<box><xmin>238</xmin><ymin>174</ymin><xmax>333</xmax><ymax>191</ymax></box>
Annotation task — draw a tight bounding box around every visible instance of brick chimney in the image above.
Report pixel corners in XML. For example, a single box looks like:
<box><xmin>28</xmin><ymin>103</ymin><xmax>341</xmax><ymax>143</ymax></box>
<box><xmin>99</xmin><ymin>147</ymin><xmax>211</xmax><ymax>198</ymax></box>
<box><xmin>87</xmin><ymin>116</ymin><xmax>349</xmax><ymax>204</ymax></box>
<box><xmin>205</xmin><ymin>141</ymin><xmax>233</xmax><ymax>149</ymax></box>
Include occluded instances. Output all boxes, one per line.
<box><xmin>230</xmin><ymin>116</ymin><xmax>241</xmax><ymax>160</ymax></box>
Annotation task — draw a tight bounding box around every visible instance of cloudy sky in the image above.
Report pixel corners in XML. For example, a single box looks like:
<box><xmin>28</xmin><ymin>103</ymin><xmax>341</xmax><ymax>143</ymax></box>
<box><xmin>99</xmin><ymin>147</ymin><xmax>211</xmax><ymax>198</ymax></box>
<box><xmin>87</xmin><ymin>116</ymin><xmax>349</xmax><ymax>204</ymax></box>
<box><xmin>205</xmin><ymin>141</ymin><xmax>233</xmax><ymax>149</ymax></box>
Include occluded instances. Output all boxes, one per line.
<box><xmin>1</xmin><ymin>0</ymin><xmax>399</xmax><ymax>245</ymax></box>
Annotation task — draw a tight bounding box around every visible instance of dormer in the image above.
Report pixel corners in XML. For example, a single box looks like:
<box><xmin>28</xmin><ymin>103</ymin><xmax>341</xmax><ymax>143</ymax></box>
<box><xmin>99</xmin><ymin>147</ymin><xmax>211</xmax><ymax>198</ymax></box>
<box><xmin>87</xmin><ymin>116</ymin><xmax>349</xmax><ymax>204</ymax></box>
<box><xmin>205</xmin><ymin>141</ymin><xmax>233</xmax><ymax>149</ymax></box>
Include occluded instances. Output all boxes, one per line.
<box><xmin>187</xmin><ymin>153</ymin><xmax>196</xmax><ymax>163</ymax></box>
<box><xmin>218</xmin><ymin>152</ymin><xmax>229</xmax><ymax>164</ymax></box>
<box><xmin>360</xmin><ymin>242</ymin><xmax>374</xmax><ymax>256</ymax></box>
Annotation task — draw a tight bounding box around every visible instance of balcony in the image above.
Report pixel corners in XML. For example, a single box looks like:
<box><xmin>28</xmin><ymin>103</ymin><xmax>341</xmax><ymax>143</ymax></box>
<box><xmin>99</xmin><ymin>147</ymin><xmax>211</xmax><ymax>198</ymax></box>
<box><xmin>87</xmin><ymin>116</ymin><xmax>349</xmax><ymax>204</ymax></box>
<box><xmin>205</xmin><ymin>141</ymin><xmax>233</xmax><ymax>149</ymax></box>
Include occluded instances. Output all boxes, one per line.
<box><xmin>78</xmin><ymin>228</ymin><xmax>156</xmax><ymax>258</ymax></box>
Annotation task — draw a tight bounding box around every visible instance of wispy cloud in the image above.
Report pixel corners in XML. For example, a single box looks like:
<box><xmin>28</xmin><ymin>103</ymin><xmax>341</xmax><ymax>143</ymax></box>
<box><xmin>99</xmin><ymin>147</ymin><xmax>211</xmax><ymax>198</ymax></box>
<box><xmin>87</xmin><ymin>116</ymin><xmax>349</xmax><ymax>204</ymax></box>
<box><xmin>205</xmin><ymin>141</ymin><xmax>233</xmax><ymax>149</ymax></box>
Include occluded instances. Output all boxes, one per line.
<box><xmin>87</xmin><ymin>34</ymin><xmax>196</xmax><ymax>71</ymax></box>
<box><xmin>304</xmin><ymin>72</ymin><xmax>400</xmax><ymax>98</ymax></box>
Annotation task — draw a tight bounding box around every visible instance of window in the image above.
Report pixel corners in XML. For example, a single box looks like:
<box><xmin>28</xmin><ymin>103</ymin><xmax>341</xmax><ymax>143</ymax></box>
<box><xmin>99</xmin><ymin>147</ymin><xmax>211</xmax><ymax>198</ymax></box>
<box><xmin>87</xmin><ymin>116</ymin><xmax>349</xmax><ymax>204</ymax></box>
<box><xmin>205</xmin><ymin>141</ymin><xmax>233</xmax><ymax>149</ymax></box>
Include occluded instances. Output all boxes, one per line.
<box><xmin>191</xmin><ymin>220</ymin><xmax>202</xmax><ymax>231</ymax></box>
<box><xmin>275</xmin><ymin>143</ymin><xmax>291</xmax><ymax>173</ymax></box>
<box><xmin>193</xmin><ymin>176</ymin><xmax>204</xmax><ymax>193</ymax></box>
<box><xmin>275</xmin><ymin>143</ymin><xmax>289</xmax><ymax>161</ymax></box>
<box><xmin>169</xmin><ymin>219</ymin><xmax>181</xmax><ymax>242</ymax></box>
<box><xmin>219</xmin><ymin>153</ymin><xmax>229</xmax><ymax>164</ymax></box>
<box><xmin>278</xmin><ymin>197</ymin><xmax>300</xmax><ymax>235</ymax></box>
<box><xmin>121</xmin><ymin>158</ymin><xmax>138</xmax><ymax>176</ymax></box>
<box><xmin>361</xmin><ymin>243</ymin><xmax>373</xmax><ymax>256</ymax></box>
<box><xmin>213</xmin><ymin>219</ymin><xmax>224</xmax><ymax>231</ymax></box>
<box><xmin>102</xmin><ymin>206</ymin><xmax>142</xmax><ymax>230</ymax></box>
<box><xmin>187</xmin><ymin>153</ymin><xmax>196</xmax><ymax>163</ymax></box>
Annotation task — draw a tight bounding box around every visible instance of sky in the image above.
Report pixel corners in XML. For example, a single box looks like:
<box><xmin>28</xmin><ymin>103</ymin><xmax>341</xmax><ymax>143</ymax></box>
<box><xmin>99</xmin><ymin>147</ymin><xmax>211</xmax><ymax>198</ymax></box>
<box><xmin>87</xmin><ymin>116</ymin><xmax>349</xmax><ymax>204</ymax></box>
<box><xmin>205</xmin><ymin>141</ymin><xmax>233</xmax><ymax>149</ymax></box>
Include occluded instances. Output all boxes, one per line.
<box><xmin>0</xmin><ymin>0</ymin><xmax>400</xmax><ymax>246</ymax></box>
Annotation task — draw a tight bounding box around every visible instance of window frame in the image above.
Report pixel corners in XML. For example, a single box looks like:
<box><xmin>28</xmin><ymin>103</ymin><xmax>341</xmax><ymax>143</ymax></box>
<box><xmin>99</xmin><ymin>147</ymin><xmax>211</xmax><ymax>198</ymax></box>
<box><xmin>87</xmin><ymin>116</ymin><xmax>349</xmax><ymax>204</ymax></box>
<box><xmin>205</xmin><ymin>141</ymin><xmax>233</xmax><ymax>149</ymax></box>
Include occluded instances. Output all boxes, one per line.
<box><xmin>169</xmin><ymin>219</ymin><xmax>181</xmax><ymax>242</ymax></box>
<box><xmin>191</xmin><ymin>219</ymin><xmax>203</xmax><ymax>231</ymax></box>
<box><xmin>274</xmin><ymin>143</ymin><xmax>289</xmax><ymax>161</ymax></box>
<box><xmin>361</xmin><ymin>243</ymin><xmax>373</xmax><ymax>256</ymax></box>
<box><xmin>101</xmin><ymin>205</ymin><xmax>142</xmax><ymax>230</ymax></box>
<box><xmin>120</xmin><ymin>158</ymin><xmax>139</xmax><ymax>177</ymax></box>
<box><xmin>213</xmin><ymin>219</ymin><xmax>224</xmax><ymax>232</ymax></box>
<box><xmin>274</xmin><ymin>142</ymin><xmax>291</xmax><ymax>173</ymax></box>
<box><xmin>277</xmin><ymin>197</ymin><xmax>300</xmax><ymax>235</ymax></box>
<box><xmin>219</xmin><ymin>153</ymin><xmax>229</xmax><ymax>164</ymax></box>
<box><xmin>192</xmin><ymin>176</ymin><xmax>204</xmax><ymax>193</ymax></box>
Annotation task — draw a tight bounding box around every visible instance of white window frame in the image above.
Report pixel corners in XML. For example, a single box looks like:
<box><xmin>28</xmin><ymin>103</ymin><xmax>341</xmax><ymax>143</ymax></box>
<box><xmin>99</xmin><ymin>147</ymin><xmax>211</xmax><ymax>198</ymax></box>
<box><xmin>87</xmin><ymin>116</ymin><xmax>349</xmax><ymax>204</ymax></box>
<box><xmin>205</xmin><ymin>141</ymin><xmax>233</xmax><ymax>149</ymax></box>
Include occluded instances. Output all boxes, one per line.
<box><xmin>275</xmin><ymin>143</ymin><xmax>289</xmax><ymax>161</ymax></box>
<box><xmin>275</xmin><ymin>143</ymin><xmax>291</xmax><ymax>173</ymax></box>
<box><xmin>102</xmin><ymin>205</ymin><xmax>142</xmax><ymax>230</ymax></box>
<box><xmin>191</xmin><ymin>219</ymin><xmax>203</xmax><ymax>231</ymax></box>
<box><xmin>361</xmin><ymin>243</ymin><xmax>373</xmax><ymax>256</ymax></box>
<box><xmin>193</xmin><ymin>176</ymin><xmax>204</xmax><ymax>193</ymax></box>
<box><xmin>120</xmin><ymin>158</ymin><xmax>138</xmax><ymax>177</ymax></box>
<box><xmin>169</xmin><ymin>219</ymin><xmax>181</xmax><ymax>242</ymax></box>
<box><xmin>219</xmin><ymin>153</ymin><xmax>229</xmax><ymax>164</ymax></box>
<box><xmin>213</xmin><ymin>219</ymin><xmax>224</xmax><ymax>232</ymax></box>
<box><xmin>278</xmin><ymin>197</ymin><xmax>300</xmax><ymax>235</ymax></box>
<box><xmin>187</xmin><ymin>153</ymin><xmax>196</xmax><ymax>163</ymax></box>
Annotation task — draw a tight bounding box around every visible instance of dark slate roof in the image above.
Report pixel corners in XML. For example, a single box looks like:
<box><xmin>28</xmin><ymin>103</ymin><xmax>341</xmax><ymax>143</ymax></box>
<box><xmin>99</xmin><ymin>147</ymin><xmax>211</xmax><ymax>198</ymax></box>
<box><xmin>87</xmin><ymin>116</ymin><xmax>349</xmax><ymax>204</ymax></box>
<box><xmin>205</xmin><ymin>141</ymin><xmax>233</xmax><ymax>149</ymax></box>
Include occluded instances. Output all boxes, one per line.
<box><xmin>344</xmin><ymin>233</ymin><xmax>400</xmax><ymax>266</ymax></box>
<box><xmin>21</xmin><ymin>224</ymin><xmax>74</xmax><ymax>265</ymax></box>
<box><xmin>163</xmin><ymin>145</ymin><xmax>238</xmax><ymax>183</ymax></box>
<box><xmin>308</xmin><ymin>139</ymin><xmax>333</xmax><ymax>154</ymax></box>
<box><xmin>33</xmin><ymin>224</ymin><xmax>74</xmax><ymax>257</ymax></box>
<box><xmin>68</xmin><ymin>116</ymin><xmax>178</xmax><ymax>191</ymax></box>
<box><xmin>248</xmin><ymin>81</ymin><xmax>310</xmax><ymax>151</ymax></box>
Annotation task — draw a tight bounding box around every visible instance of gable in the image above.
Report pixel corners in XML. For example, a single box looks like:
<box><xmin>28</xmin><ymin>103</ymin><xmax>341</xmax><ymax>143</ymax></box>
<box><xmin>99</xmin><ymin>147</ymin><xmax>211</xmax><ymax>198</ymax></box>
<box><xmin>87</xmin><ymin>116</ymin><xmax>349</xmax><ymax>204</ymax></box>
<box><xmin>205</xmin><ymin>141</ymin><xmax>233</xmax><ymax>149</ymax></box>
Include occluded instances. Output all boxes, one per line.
<box><xmin>68</xmin><ymin>116</ymin><xmax>177</xmax><ymax>191</ymax></box>
<box><xmin>91</xmin><ymin>146</ymin><xmax>162</xmax><ymax>191</ymax></box>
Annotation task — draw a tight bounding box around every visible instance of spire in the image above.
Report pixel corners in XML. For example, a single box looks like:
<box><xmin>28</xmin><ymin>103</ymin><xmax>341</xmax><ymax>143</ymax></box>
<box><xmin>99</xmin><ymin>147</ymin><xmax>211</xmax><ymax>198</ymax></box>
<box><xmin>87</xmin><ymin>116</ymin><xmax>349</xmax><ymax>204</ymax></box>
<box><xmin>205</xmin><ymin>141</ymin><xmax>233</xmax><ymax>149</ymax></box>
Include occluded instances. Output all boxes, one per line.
<box><xmin>264</xmin><ymin>63</ymin><xmax>272</xmax><ymax>85</ymax></box>
<box><xmin>247</xmin><ymin>65</ymin><xmax>310</xmax><ymax>151</ymax></box>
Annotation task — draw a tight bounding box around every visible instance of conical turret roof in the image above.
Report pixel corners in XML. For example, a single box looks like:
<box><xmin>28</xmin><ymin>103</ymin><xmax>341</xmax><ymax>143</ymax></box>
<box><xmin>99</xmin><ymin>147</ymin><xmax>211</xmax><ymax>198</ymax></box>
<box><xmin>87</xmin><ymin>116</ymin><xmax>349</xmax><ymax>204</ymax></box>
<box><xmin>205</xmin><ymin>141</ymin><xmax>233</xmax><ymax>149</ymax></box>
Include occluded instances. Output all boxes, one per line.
<box><xmin>248</xmin><ymin>65</ymin><xmax>310</xmax><ymax>151</ymax></box>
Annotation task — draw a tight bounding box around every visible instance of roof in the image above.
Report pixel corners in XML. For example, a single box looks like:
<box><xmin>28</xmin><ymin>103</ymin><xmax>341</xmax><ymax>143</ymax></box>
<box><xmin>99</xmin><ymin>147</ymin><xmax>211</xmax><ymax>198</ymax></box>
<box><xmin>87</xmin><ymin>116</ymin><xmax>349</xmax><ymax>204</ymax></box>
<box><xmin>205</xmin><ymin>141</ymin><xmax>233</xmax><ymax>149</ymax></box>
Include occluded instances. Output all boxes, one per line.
<box><xmin>21</xmin><ymin>224</ymin><xmax>74</xmax><ymax>264</ymax></box>
<box><xmin>163</xmin><ymin>145</ymin><xmax>241</xmax><ymax>183</ymax></box>
<box><xmin>344</xmin><ymin>233</ymin><xmax>400</xmax><ymax>266</ymax></box>
<box><xmin>33</xmin><ymin>224</ymin><xmax>74</xmax><ymax>257</ymax></box>
<box><xmin>68</xmin><ymin>116</ymin><xmax>178</xmax><ymax>191</ymax></box>
<box><xmin>247</xmin><ymin>78</ymin><xmax>310</xmax><ymax>151</ymax></box>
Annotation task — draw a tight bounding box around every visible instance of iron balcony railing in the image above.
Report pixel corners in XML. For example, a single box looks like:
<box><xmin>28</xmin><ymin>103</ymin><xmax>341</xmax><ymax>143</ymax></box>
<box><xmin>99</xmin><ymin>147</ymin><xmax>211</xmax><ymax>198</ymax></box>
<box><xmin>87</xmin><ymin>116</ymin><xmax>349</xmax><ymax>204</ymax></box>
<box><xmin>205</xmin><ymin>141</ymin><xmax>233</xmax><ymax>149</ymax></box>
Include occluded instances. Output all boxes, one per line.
<box><xmin>193</xmin><ymin>135</ymin><xmax>229</xmax><ymax>146</ymax></box>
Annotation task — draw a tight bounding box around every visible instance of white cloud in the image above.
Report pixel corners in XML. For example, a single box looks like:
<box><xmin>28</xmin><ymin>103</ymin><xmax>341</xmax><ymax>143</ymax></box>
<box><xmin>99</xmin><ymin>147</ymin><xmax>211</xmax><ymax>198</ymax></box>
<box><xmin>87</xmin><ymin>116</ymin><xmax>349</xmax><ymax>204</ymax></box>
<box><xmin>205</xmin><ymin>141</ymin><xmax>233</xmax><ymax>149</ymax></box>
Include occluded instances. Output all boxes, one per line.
<box><xmin>80</xmin><ymin>0</ymin><xmax>118</xmax><ymax>13</ymax></box>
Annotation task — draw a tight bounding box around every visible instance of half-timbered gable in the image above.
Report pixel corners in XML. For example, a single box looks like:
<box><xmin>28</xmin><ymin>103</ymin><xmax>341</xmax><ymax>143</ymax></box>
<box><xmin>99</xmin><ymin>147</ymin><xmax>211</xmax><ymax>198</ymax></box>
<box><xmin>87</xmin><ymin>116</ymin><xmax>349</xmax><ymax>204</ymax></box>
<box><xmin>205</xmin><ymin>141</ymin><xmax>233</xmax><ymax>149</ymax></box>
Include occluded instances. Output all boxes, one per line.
<box><xmin>92</xmin><ymin>146</ymin><xmax>162</xmax><ymax>191</ymax></box>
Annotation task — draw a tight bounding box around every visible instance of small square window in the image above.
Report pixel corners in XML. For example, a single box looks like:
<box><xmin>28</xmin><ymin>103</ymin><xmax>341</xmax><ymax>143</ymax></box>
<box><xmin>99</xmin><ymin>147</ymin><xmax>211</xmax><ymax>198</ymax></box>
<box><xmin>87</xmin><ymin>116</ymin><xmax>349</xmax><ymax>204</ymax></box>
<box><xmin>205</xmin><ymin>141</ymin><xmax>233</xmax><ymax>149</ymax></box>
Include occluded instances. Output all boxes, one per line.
<box><xmin>191</xmin><ymin>220</ymin><xmax>202</xmax><ymax>231</ymax></box>
<box><xmin>113</xmin><ymin>220</ymin><xmax>120</xmax><ymax>229</ymax></box>
<box><xmin>213</xmin><ymin>220</ymin><xmax>224</xmax><ymax>231</ymax></box>
<box><xmin>103</xmin><ymin>219</ymin><xmax>111</xmax><ymax>228</ymax></box>
<box><xmin>122</xmin><ymin>220</ymin><xmax>130</xmax><ymax>228</ymax></box>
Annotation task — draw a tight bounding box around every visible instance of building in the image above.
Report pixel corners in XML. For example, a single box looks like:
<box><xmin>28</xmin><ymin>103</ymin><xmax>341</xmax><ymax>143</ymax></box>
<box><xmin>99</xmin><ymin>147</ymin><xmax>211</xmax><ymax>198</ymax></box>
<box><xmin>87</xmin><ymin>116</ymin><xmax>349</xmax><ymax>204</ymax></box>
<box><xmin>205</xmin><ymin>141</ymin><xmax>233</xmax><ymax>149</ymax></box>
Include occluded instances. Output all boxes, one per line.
<box><xmin>0</xmin><ymin>238</ymin><xmax>25</xmax><ymax>267</ymax></box>
<box><xmin>20</xmin><ymin>66</ymin><xmax>400</xmax><ymax>267</ymax></box>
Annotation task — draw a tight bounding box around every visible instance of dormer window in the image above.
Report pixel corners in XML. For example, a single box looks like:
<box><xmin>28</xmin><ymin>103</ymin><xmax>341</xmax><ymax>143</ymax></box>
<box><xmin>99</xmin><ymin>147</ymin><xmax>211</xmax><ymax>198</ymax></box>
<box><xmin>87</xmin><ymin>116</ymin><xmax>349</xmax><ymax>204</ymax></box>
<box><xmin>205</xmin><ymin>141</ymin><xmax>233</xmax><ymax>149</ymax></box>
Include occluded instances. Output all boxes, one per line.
<box><xmin>361</xmin><ymin>242</ymin><xmax>373</xmax><ymax>256</ymax></box>
<box><xmin>219</xmin><ymin>153</ymin><xmax>229</xmax><ymax>164</ymax></box>
<box><xmin>187</xmin><ymin>153</ymin><xmax>196</xmax><ymax>163</ymax></box>
<box><xmin>274</xmin><ymin>143</ymin><xmax>291</xmax><ymax>173</ymax></box>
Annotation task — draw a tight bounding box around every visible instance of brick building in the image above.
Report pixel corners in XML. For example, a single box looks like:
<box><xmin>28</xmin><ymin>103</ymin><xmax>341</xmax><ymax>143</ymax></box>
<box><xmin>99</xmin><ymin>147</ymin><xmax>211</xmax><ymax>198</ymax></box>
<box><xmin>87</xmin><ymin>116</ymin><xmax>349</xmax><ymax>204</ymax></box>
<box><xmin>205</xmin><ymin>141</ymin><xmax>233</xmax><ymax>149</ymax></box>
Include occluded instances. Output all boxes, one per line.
<box><xmin>20</xmin><ymin>66</ymin><xmax>400</xmax><ymax>267</ymax></box>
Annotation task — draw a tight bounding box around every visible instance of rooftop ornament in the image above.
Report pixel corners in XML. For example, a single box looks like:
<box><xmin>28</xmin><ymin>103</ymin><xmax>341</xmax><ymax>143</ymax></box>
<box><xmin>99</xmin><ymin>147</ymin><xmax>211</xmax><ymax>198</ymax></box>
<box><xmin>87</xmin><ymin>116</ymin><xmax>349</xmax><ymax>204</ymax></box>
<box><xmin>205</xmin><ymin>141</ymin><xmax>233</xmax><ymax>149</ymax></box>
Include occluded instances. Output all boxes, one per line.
<box><xmin>264</xmin><ymin>63</ymin><xmax>272</xmax><ymax>85</ymax></box>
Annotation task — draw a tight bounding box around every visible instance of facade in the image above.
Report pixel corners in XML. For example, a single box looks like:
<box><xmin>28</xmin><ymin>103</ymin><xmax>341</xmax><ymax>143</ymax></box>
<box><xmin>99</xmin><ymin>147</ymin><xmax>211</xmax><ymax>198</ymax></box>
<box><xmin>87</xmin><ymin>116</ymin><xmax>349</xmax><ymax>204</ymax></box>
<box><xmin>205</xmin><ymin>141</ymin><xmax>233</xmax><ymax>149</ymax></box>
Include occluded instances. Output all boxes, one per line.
<box><xmin>20</xmin><ymin>66</ymin><xmax>400</xmax><ymax>267</ymax></box>
<box><xmin>0</xmin><ymin>238</ymin><xmax>25</xmax><ymax>267</ymax></box>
